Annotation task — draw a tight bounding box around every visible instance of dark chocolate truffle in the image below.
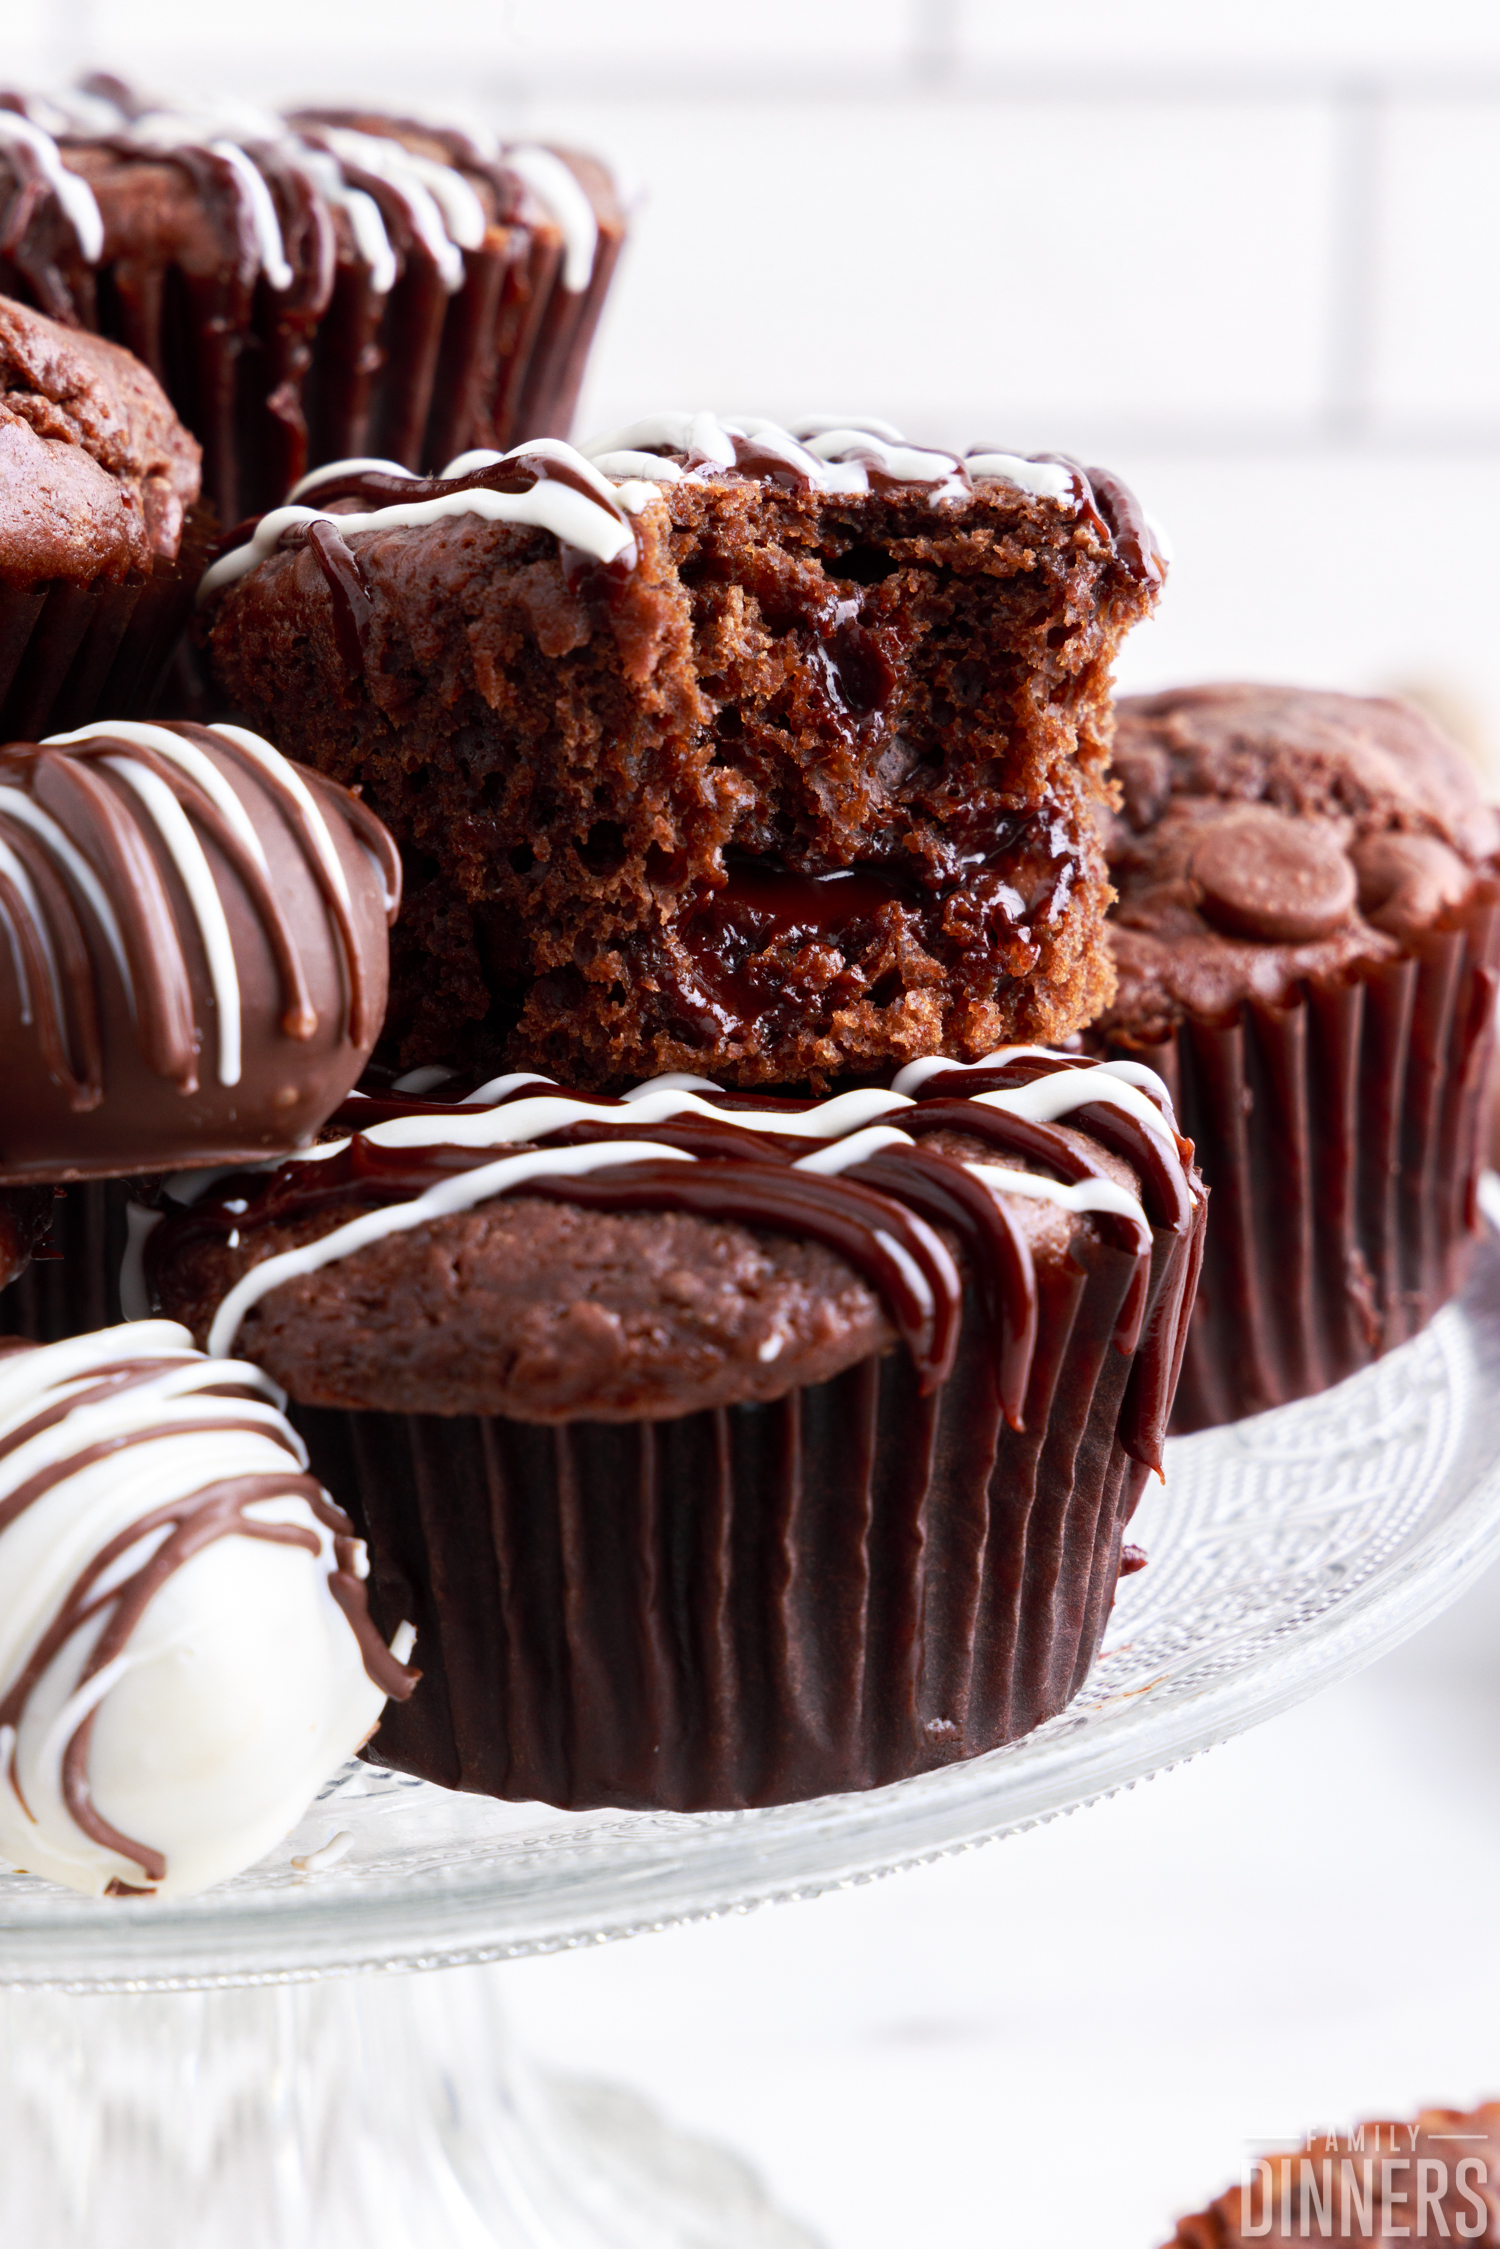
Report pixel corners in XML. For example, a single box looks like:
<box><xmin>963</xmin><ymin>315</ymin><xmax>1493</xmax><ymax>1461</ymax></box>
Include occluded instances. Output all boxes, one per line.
<box><xmin>0</xmin><ymin>718</ymin><xmax>401</xmax><ymax>1182</ymax></box>
<box><xmin>1094</xmin><ymin>683</ymin><xmax>1500</xmax><ymax>1430</ymax></box>
<box><xmin>146</xmin><ymin>1052</ymin><xmax>1205</xmax><ymax>1810</ymax></box>
<box><xmin>199</xmin><ymin>416</ymin><xmax>1165</xmax><ymax>1091</ymax></box>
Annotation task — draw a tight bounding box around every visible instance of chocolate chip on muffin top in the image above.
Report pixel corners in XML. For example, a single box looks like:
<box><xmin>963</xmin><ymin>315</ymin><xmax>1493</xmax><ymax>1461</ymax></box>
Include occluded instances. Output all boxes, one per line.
<box><xmin>1101</xmin><ymin>683</ymin><xmax>1500</xmax><ymax>1038</ymax></box>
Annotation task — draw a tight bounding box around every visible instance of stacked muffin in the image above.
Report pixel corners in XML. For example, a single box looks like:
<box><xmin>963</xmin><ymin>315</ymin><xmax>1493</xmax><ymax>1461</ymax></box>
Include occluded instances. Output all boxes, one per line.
<box><xmin>1</xmin><ymin>384</ymin><xmax>1213</xmax><ymax>1831</ymax></box>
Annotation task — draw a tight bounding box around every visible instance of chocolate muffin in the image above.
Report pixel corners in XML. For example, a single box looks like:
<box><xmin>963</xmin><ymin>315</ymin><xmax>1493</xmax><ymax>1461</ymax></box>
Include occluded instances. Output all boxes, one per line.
<box><xmin>199</xmin><ymin>416</ymin><xmax>1165</xmax><ymax>1090</ymax></box>
<box><xmin>145</xmin><ymin>1050</ymin><xmax>1204</xmax><ymax>1811</ymax></box>
<box><xmin>0</xmin><ymin>88</ymin><xmax>626</xmax><ymax>522</ymax></box>
<box><xmin>1094</xmin><ymin>683</ymin><xmax>1500</xmax><ymax>1431</ymax></box>
<box><xmin>1165</xmin><ymin>2101</ymin><xmax>1500</xmax><ymax>2244</ymax></box>
<box><xmin>0</xmin><ymin>291</ymin><xmax>202</xmax><ymax>734</ymax></box>
<box><xmin>0</xmin><ymin>717</ymin><xmax>402</xmax><ymax>1344</ymax></box>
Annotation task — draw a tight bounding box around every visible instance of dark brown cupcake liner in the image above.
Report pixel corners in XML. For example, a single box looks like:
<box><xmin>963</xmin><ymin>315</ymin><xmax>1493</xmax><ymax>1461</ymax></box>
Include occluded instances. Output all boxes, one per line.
<box><xmin>0</xmin><ymin>491</ymin><xmax>211</xmax><ymax>741</ymax></box>
<box><xmin>0</xmin><ymin>575</ymin><xmax>143</xmax><ymax>740</ymax></box>
<box><xmin>292</xmin><ymin>1216</ymin><xmax>1194</xmax><ymax>1814</ymax></box>
<box><xmin>1105</xmin><ymin>879</ymin><xmax>1500</xmax><ymax>1433</ymax></box>
<box><xmin>0</xmin><ymin>1180</ymin><xmax>135</xmax><ymax>1343</ymax></box>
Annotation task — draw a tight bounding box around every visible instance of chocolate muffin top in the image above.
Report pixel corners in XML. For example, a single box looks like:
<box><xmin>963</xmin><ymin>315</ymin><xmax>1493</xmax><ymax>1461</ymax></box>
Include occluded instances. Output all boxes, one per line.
<box><xmin>147</xmin><ymin>1053</ymin><xmax>1200</xmax><ymax>1454</ymax></box>
<box><xmin>1101</xmin><ymin>683</ymin><xmax>1500</xmax><ymax>1039</ymax></box>
<box><xmin>0</xmin><ymin>292</ymin><xmax>200</xmax><ymax>584</ymax></box>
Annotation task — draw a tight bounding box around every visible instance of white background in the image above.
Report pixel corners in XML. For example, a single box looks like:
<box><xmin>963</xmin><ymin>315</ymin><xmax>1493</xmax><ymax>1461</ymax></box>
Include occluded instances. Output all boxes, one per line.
<box><xmin>21</xmin><ymin>4</ymin><xmax>1500</xmax><ymax>2238</ymax></box>
<box><xmin>504</xmin><ymin>1556</ymin><xmax>1500</xmax><ymax>2247</ymax></box>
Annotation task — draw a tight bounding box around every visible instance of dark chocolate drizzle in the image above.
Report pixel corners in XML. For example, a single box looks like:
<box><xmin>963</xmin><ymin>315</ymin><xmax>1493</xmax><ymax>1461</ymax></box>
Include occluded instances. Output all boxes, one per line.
<box><xmin>1018</xmin><ymin>453</ymin><xmax>1166</xmax><ymax>591</ymax></box>
<box><xmin>0</xmin><ymin>1338</ymin><xmax>417</xmax><ymax>1888</ymax></box>
<box><xmin>217</xmin><ymin>423</ymin><xmax>1161</xmax><ymax>611</ymax></box>
<box><xmin>154</xmin><ymin>1061</ymin><xmax>1202</xmax><ymax>1463</ymax></box>
<box><xmin>307</xmin><ymin>519</ymin><xmax>374</xmax><ymax>675</ymax></box>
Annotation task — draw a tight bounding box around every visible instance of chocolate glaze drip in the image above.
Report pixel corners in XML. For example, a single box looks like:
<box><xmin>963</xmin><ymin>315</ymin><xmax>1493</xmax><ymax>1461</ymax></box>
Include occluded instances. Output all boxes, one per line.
<box><xmin>307</xmin><ymin>519</ymin><xmax>374</xmax><ymax>675</ymax></box>
<box><xmin>1081</xmin><ymin>464</ymin><xmax>1165</xmax><ymax>591</ymax></box>
<box><xmin>1024</xmin><ymin>453</ymin><xmax>1166</xmax><ymax>592</ymax></box>
<box><xmin>852</xmin><ymin>1147</ymin><xmax>1036</xmax><ymax>1430</ymax></box>
<box><xmin>297</xmin><ymin>451</ymin><xmax>618</xmax><ymax>519</ymax></box>
<box><xmin>153</xmin><ymin>1061</ymin><xmax>1202</xmax><ymax>1465</ymax></box>
<box><xmin>0</xmin><ymin>1338</ymin><xmax>417</xmax><ymax>1887</ymax></box>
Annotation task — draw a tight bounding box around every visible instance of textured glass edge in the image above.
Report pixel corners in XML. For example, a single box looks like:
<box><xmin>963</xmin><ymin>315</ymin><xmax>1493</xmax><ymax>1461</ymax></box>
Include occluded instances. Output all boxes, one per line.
<box><xmin>4</xmin><ymin>1222</ymin><xmax>1500</xmax><ymax>1992</ymax></box>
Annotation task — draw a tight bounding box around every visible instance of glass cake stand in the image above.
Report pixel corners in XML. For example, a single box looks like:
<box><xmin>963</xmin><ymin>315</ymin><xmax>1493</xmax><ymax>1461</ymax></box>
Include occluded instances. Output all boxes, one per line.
<box><xmin>7</xmin><ymin>1199</ymin><xmax>1500</xmax><ymax>2246</ymax></box>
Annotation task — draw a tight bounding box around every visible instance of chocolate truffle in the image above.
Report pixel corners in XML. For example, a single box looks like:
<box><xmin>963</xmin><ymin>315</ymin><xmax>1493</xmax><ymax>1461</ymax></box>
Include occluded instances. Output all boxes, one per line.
<box><xmin>0</xmin><ymin>718</ymin><xmax>402</xmax><ymax>1182</ymax></box>
<box><xmin>1094</xmin><ymin>683</ymin><xmax>1500</xmax><ymax>1430</ymax></box>
<box><xmin>0</xmin><ymin>291</ymin><xmax>202</xmax><ymax>736</ymax></box>
<box><xmin>1165</xmin><ymin>2101</ymin><xmax>1500</xmax><ymax>2244</ymax></box>
<box><xmin>199</xmin><ymin>415</ymin><xmax>1165</xmax><ymax>1091</ymax></box>
<box><xmin>0</xmin><ymin>1322</ymin><xmax>416</xmax><ymax>1899</ymax></box>
<box><xmin>0</xmin><ymin>89</ymin><xmax>626</xmax><ymax>521</ymax></box>
<box><xmin>146</xmin><ymin>1051</ymin><xmax>1205</xmax><ymax>1810</ymax></box>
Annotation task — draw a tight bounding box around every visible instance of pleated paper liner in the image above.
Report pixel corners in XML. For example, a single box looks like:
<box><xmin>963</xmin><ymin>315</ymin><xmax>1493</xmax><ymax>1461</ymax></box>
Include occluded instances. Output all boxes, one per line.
<box><xmin>0</xmin><ymin>1181</ymin><xmax>133</xmax><ymax>1344</ymax></box>
<box><xmin>1103</xmin><ymin>878</ymin><xmax>1500</xmax><ymax>1435</ymax></box>
<box><xmin>0</xmin><ymin>494</ymin><xmax>214</xmax><ymax>743</ymax></box>
<box><xmin>294</xmin><ymin>1201</ymin><xmax>1204</xmax><ymax>1815</ymax></box>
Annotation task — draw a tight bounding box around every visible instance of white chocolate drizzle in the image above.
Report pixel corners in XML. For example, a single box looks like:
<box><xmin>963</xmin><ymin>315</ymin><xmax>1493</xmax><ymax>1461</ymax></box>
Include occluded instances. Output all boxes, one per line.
<box><xmin>0</xmin><ymin>94</ymin><xmax>607</xmax><ymax>308</ymax></box>
<box><xmin>206</xmin><ymin>1139</ymin><xmax>696</xmax><ymax>1357</ymax></box>
<box><xmin>505</xmin><ymin>145</ymin><xmax>598</xmax><ymax>291</ymax></box>
<box><xmin>200</xmin><ymin>413</ymin><xmax>1169</xmax><ymax>606</ymax></box>
<box><xmin>0</xmin><ymin>111</ymin><xmax>104</xmax><ymax>261</ymax></box>
<box><xmin>198</xmin><ymin>1053</ymin><xmax>1172</xmax><ymax>1357</ymax></box>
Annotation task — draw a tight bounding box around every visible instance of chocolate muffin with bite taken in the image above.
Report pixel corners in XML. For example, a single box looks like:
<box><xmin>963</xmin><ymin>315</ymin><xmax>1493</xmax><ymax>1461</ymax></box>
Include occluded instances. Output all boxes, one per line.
<box><xmin>145</xmin><ymin>1050</ymin><xmax>1204</xmax><ymax>1812</ymax></box>
<box><xmin>1093</xmin><ymin>683</ymin><xmax>1500</xmax><ymax>1431</ymax></box>
<box><xmin>198</xmin><ymin>413</ymin><xmax>1165</xmax><ymax>1092</ymax></box>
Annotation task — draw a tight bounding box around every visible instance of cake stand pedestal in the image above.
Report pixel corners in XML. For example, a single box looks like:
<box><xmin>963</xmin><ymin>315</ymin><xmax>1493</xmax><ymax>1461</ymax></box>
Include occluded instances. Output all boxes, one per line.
<box><xmin>0</xmin><ymin>1971</ymin><xmax>818</xmax><ymax>2248</ymax></box>
<box><xmin>6</xmin><ymin>1209</ymin><xmax>1500</xmax><ymax>2247</ymax></box>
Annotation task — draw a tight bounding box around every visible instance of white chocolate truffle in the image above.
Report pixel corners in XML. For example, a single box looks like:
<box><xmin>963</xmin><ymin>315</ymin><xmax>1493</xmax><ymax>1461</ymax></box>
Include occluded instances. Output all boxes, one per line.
<box><xmin>0</xmin><ymin>1322</ymin><xmax>415</xmax><ymax>1901</ymax></box>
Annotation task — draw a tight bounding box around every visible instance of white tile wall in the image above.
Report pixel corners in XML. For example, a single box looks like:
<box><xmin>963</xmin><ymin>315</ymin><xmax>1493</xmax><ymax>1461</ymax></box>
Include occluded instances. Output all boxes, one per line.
<box><xmin>959</xmin><ymin>0</ymin><xmax>1500</xmax><ymax>69</ymax></box>
<box><xmin>1373</xmin><ymin>100</ymin><xmax>1500</xmax><ymax>426</ymax></box>
<box><xmin>558</xmin><ymin>94</ymin><xmax>1338</xmax><ymax>443</ymax></box>
<box><xmin>1109</xmin><ymin>452</ymin><xmax>1500</xmax><ymax>788</ymax></box>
